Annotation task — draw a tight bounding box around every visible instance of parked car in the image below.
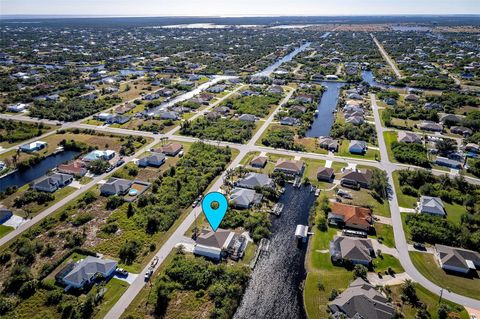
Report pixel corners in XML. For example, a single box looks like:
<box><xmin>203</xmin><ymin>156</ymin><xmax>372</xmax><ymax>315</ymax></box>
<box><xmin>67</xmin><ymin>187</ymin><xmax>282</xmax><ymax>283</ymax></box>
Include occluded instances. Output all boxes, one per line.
<box><xmin>151</xmin><ymin>256</ymin><xmax>159</xmax><ymax>267</ymax></box>
<box><xmin>192</xmin><ymin>200</ymin><xmax>199</xmax><ymax>208</ymax></box>
<box><xmin>413</xmin><ymin>243</ymin><xmax>426</xmax><ymax>251</ymax></box>
<box><xmin>116</xmin><ymin>159</ymin><xmax>125</xmax><ymax>167</ymax></box>
<box><xmin>116</xmin><ymin>268</ymin><xmax>128</xmax><ymax>277</ymax></box>
<box><xmin>144</xmin><ymin>268</ymin><xmax>153</xmax><ymax>281</ymax></box>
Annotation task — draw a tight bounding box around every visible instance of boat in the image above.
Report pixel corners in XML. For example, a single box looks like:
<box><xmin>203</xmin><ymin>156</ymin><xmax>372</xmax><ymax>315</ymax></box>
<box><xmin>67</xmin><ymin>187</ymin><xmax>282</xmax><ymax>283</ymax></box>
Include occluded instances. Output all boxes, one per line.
<box><xmin>314</xmin><ymin>110</ymin><xmax>319</xmax><ymax>117</ymax></box>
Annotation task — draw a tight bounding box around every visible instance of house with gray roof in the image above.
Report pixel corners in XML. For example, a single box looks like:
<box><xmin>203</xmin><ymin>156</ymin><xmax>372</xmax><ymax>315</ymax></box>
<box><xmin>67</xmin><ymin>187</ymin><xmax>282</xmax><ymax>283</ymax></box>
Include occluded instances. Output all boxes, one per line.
<box><xmin>435</xmin><ymin>157</ymin><xmax>463</xmax><ymax>169</ymax></box>
<box><xmin>137</xmin><ymin>153</ymin><xmax>166</xmax><ymax>167</ymax></box>
<box><xmin>417</xmin><ymin>196</ymin><xmax>446</xmax><ymax>216</ymax></box>
<box><xmin>229</xmin><ymin>188</ymin><xmax>263</xmax><ymax>209</ymax></box>
<box><xmin>397</xmin><ymin>131</ymin><xmax>421</xmax><ymax>143</ymax></box>
<box><xmin>235</xmin><ymin>172</ymin><xmax>273</xmax><ymax>190</ymax></box>
<box><xmin>348</xmin><ymin>140</ymin><xmax>367</xmax><ymax>154</ymax></box>
<box><xmin>330</xmin><ymin>235</ymin><xmax>375</xmax><ymax>265</ymax></box>
<box><xmin>238</xmin><ymin>114</ymin><xmax>257</xmax><ymax>122</ymax></box>
<box><xmin>435</xmin><ymin>244</ymin><xmax>480</xmax><ymax>274</ymax></box>
<box><xmin>100</xmin><ymin>178</ymin><xmax>132</xmax><ymax>196</ymax></box>
<box><xmin>57</xmin><ymin>256</ymin><xmax>117</xmax><ymax>289</ymax></box>
<box><xmin>328</xmin><ymin>278</ymin><xmax>395</xmax><ymax>319</ymax></box>
<box><xmin>31</xmin><ymin>173</ymin><xmax>73</xmax><ymax>193</ymax></box>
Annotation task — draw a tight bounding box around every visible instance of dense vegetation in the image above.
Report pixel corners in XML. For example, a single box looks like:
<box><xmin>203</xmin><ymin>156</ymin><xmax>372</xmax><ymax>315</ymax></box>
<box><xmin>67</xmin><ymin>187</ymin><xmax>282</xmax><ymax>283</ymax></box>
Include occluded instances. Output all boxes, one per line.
<box><xmin>426</xmin><ymin>92</ymin><xmax>479</xmax><ymax>114</ymax></box>
<box><xmin>180</xmin><ymin>118</ymin><xmax>255</xmax><ymax>143</ymax></box>
<box><xmin>223</xmin><ymin>94</ymin><xmax>279</xmax><ymax>117</ymax></box>
<box><xmin>261</xmin><ymin>126</ymin><xmax>305</xmax><ymax>151</ymax></box>
<box><xmin>399</xmin><ymin>170</ymin><xmax>480</xmax><ymax>250</ymax></box>
<box><xmin>382</xmin><ymin>104</ymin><xmax>438</xmax><ymax>122</ymax></box>
<box><xmin>0</xmin><ymin>120</ymin><xmax>49</xmax><ymax>144</ymax></box>
<box><xmin>29</xmin><ymin>96</ymin><xmax>121</xmax><ymax>122</ymax></box>
<box><xmin>391</xmin><ymin>142</ymin><xmax>430</xmax><ymax>167</ymax></box>
<box><xmin>330</xmin><ymin>122</ymin><xmax>377</xmax><ymax>144</ymax></box>
<box><xmin>154</xmin><ymin>250</ymin><xmax>250</xmax><ymax>318</ymax></box>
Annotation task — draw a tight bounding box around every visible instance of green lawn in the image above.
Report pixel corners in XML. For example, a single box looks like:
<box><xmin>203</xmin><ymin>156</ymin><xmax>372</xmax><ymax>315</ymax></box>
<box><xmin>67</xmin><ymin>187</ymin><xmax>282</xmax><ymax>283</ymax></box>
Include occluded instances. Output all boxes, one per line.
<box><xmin>345</xmin><ymin>187</ymin><xmax>391</xmax><ymax>217</ymax></box>
<box><xmin>390</xmin><ymin>283</ymin><xmax>469</xmax><ymax>319</ymax></box>
<box><xmin>239</xmin><ymin>151</ymin><xmax>260</xmax><ymax>165</ymax></box>
<box><xmin>444</xmin><ymin>202</ymin><xmax>466</xmax><ymax>225</ymax></box>
<box><xmin>338</xmin><ymin>140</ymin><xmax>380</xmax><ymax>161</ymax></box>
<box><xmin>372</xmin><ymin>223</ymin><xmax>395</xmax><ymax>248</ymax></box>
<box><xmin>94</xmin><ymin>278</ymin><xmax>130</xmax><ymax>319</ymax></box>
<box><xmin>383</xmin><ymin>130</ymin><xmax>397</xmax><ymax>162</ymax></box>
<box><xmin>392</xmin><ymin>171</ymin><xmax>418</xmax><ymax>208</ymax></box>
<box><xmin>372</xmin><ymin>254</ymin><xmax>404</xmax><ymax>274</ymax></box>
<box><xmin>0</xmin><ymin>225</ymin><xmax>14</xmax><ymax>238</ymax></box>
<box><xmin>409</xmin><ymin>252</ymin><xmax>480</xmax><ymax>300</ymax></box>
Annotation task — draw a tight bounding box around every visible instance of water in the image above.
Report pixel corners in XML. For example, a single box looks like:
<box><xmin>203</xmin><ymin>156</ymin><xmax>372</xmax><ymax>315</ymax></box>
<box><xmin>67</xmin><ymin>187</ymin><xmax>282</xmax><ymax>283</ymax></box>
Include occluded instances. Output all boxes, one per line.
<box><xmin>305</xmin><ymin>81</ymin><xmax>344</xmax><ymax>137</ymax></box>
<box><xmin>0</xmin><ymin>150</ymin><xmax>79</xmax><ymax>192</ymax></box>
<box><xmin>254</xmin><ymin>42</ymin><xmax>312</xmax><ymax>77</ymax></box>
<box><xmin>234</xmin><ymin>184</ymin><xmax>316</xmax><ymax>319</ymax></box>
<box><xmin>119</xmin><ymin>69</ymin><xmax>145</xmax><ymax>76</ymax></box>
<box><xmin>361</xmin><ymin>70</ymin><xmax>388</xmax><ymax>88</ymax></box>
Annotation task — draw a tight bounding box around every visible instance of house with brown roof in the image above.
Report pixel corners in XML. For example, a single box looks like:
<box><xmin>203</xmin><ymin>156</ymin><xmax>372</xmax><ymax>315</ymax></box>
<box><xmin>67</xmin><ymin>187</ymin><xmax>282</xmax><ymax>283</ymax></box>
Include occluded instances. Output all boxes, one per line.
<box><xmin>328</xmin><ymin>202</ymin><xmax>373</xmax><ymax>232</ymax></box>
<box><xmin>154</xmin><ymin>143</ymin><xmax>183</xmax><ymax>156</ymax></box>
<box><xmin>193</xmin><ymin>228</ymin><xmax>235</xmax><ymax>260</ymax></box>
<box><xmin>57</xmin><ymin>160</ymin><xmax>87</xmax><ymax>177</ymax></box>
<box><xmin>273</xmin><ymin>159</ymin><xmax>305</xmax><ymax>176</ymax></box>
<box><xmin>341</xmin><ymin>169</ymin><xmax>373</xmax><ymax>189</ymax></box>
<box><xmin>435</xmin><ymin>244</ymin><xmax>480</xmax><ymax>274</ymax></box>
<box><xmin>250</xmin><ymin>155</ymin><xmax>268</xmax><ymax>168</ymax></box>
<box><xmin>397</xmin><ymin>131</ymin><xmax>421</xmax><ymax>143</ymax></box>
<box><xmin>316</xmin><ymin>167</ymin><xmax>334</xmax><ymax>182</ymax></box>
<box><xmin>318</xmin><ymin>136</ymin><xmax>339</xmax><ymax>152</ymax></box>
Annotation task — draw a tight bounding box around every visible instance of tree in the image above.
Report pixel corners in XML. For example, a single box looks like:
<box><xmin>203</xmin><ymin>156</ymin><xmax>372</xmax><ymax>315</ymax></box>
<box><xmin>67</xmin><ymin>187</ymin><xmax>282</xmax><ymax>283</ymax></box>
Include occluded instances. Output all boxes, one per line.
<box><xmin>352</xmin><ymin>264</ymin><xmax>368</xmax><ymax>280</ymax></box>
<box><xmin>329</xmin><ymin>289</ymin><xmax>340</xmax><ymax>301</ymax></box>
<box><xmin>370</xmin><ymin>169</ymin><xmax>389</xmax><ymax>199</ymax></box>
<box><xmin>127</xmin><ymin>202</ymin><xmax>135</xmax><ymax>218</ymax></box>
<box><xmin>438</xmin><ymin>304</ymin><xmax>449</xmax><ymax>319</ymax></box>
<box><xmin>89</xmin><ymin>159</ymin><xmax>110</xmax><ymax>175</ymax></box>
<box><xmin>401</xmin><ymin>279</ymin><xmax>419</xmax><ymax>306</ymax></box>
<box><xmin>119</xmin><ymin>240</ymin><xmax>141</xmax><ymax>264</ymax></box>
<box><xmin>435</xmin><ymin>138</ymin><xmax>457</xmax><ymax>156</ymax></box>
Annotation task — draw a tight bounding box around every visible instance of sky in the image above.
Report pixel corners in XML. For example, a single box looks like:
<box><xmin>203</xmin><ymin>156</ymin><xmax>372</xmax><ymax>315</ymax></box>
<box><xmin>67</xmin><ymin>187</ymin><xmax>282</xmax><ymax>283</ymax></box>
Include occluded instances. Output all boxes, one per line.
<box><xmin>1</xmin><ymin>0</ymin><xmax>480</xmax><ymax>17</ymax></box>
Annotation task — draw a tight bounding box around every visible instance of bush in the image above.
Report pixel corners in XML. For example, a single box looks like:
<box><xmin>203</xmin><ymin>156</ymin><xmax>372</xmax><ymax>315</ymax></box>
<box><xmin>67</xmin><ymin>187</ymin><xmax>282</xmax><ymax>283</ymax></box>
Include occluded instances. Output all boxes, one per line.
<box><xmin>401</xmin><ymin>185</ymin><xmax>418</xmax><ymax>197</ymax></box>
<box><xmin>106</xmin><ymin>196</ymin><xmax>124</xmax><ymax>210</ymax></box>
<box><xmin>119</xmin><ymin>240</ymin><xmax>142</xmax><ymax>265</ymax></box>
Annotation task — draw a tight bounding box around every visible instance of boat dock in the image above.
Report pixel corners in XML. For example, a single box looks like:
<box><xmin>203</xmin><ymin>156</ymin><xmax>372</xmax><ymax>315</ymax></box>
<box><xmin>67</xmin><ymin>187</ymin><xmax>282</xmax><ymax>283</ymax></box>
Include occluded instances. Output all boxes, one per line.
<box><xmin>249</xmin><ymin>238</ymin><xmax>271</xmax><ymax>269</ymax></box>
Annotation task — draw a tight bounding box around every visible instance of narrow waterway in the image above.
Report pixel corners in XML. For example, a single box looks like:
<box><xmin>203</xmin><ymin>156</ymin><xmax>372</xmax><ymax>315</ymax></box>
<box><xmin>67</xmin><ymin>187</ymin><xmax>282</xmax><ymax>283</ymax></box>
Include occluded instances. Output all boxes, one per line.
<box><xmin>234</xmin><ymin>184</ymin><xmax>316</xmax><ymax>319</ymax></box>
<box><xmin>305</xmin><ymin>81</ymin><xmax>344</xmax><ymax>137</ymax></box>
<box><xmin>254</xmin><ymin>42</ymin><xmax>312</xmax><ymax>77</ymax></box>
<box><xmin>0</xmin><ymin>150</ymin><xmax>79</xmax><ymax>192</ymax></box>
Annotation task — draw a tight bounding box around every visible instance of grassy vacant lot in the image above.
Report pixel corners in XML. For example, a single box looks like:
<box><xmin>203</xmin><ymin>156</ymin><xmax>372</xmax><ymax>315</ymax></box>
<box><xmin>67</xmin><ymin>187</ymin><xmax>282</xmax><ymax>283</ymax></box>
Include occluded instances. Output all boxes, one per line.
<box><xmin>383</xmin><ymin>130</ymin><xmax>397</xmax><ymax>162</ymax></box>
<box><xmin>409</xmin><ymin>252</ymin><xmax>480</xmax><ymax>301</ymax></box>
<box><xmin>304</xmin><ymin>226</ymin><xmax>353</xmax><ymax>319</ymax></box>
<box><xmin>93</xmin><ymin>278</ymin><xmax>130</xmax><ymax>319</ymax></box>
<box><xmin>372</xmin><ymin>253</ymin><xmax>404</xmax><ymax>274</ymax></box>
<box><xmin>372</xmin><ymin>223</ymin><xmax>395</xmax><ymax>248</ymax></box>
<box><xmin>392</xmin><ymin>171</ymin><xmax>418</xmax><ymax>208</ymax></box>
<box><xmin>390</xmin><ymin>283</ymin><xmax>469</xmax><ymax>319</ymax></box>
<box><xmin>0</xmin><ymin>225</ymin><xmax>14</xmax><ymax>238</ymax></box>
<box><xmin>338</xmin><ymin>140</ymin><xmax>380</xmax><ymax>161</ymax></box>
<box><xmin>344</xmin><ymin>187</ymin><xmax>391</xmax><ymax>217</ymax></box>
<box><xmin>0</xmin><ymin>120</ymin><xmax>55</xmax><ymax>148</ymax></box>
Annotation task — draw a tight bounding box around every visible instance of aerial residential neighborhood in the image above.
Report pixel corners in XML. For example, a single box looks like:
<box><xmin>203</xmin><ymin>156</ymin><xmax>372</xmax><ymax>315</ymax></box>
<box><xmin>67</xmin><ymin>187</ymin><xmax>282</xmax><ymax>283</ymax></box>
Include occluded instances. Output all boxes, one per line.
<box><xmin>0</xmin><ymin>2</ymin><xmax>479</xmax><ymax>319</ymax></box>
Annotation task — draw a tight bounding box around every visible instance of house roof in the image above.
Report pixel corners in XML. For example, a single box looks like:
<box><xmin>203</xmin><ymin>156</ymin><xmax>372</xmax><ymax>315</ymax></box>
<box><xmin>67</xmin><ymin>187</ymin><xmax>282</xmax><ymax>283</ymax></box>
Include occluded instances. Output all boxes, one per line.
<box><xmin>196</xmin><ymin>228</ymin><xmax>233</xmax><ymax>249</ymax></box>
<box><xmin>397</xmin><ymin>131</ymin><xmax>421</xmax><ymax>143</ymax></box>
<box><xmin>157</xmin><ymin>143</ymin><xmax>183</xmax><ymax>154</ymax></box>
<box><xmin>317</xmin><ymin>167</ymin><xmax>334</xmax><ymax>178</ymax></box>
<box><xmin>328</xmin><ymin>278</ymin><xmax>395</xmax><ymax>319</ymax></box>
<box><xmin>100</xmin><ymin>178</ymin><xmax>132</xmax><ymax>195</ymax></box>
<box><xmin>58</xmin><ymin>161</ymin><xmax>86</xmax><ymax>175</ymax></box>
<box><xmin>250</xmin><ymin>155</ymin><xmax>268</xmax><ymax>167</ymax></box>
<box><xmin>230</xmin><ymin>188</ymin><xmax>258</xmax><ymax>207</ymax></box>
<box><xmin>331</xmin><ymin>236</ymin><xmax>373</xmax><ymax>263</ymax></box>
<box><xmin>349</xmin><ymin>140</ymin><xmax>367</xmax><ymax>150</ymax></box>
<box><xmin>330</xmin><ymin>202</ymin><xmax>373</xmax><ymax>228</ymax></box>
<box><xmin>238</xmin><ymin>172</ymin><xmax>272</xmax><ymax>188</ymax></box>
<box><xmin>62</xmin><ymin>256</ymin><xmax>117</xmax><ymax>287</ymax></box>
<box><xmin>274</xmin><ymin>159</ymin><xmax>304</xmax><ymax>173</ymax></box>
<box><xmin>342</xmin><ymin>170</ymin><xmax>373</xmax><ymax>185</ymax></box>
<box><xmin>418</xmin><ymin>196</ymin><xmax>445</xmax><ymax>216</ymax></box>
<box><xmin>436</xmin><ymin>244</ymin><xmax>480</xmax><ymax>270</ymax></box>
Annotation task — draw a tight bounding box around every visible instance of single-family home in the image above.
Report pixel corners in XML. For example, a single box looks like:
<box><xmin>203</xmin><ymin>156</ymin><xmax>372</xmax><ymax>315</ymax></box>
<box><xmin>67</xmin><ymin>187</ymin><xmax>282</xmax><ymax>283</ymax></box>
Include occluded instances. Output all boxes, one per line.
<box><xmin>158</xmin><ymin>111</ymin><xmax>179</xmax><ymax>120</ymax></box>
<box><xmin>7</xmin><ymin>103</ymin><xmax>27</xmax><ymax>112</ymax></box>
<box><xmin>330</xmin><ymin>236</ymin><xmax>375</xmax><ymax>265</ymax></box>
<box><xmin>384</xmin><ymin>97</ymin><xmax>397</xmax><ymax>106</ymax></box>
<box><xmin>137</xmin><ymin>153</ymin><xmax>166</xmax><ymax>167</ymax></box>
<box><xmin>328</xmin><ymin>202</ymin><xmax>374</xmax><ymax>232</ymax></box>
<box><xmin>424</xmin><ymin>102</ymin><xmax>443</xmax><ymax>110</ymax></box>
<box><xmin>397</xmin><ymin>131</ymin><xmax>422</xmax><ymax>143</ymax></box>
<box><xmin>316</xmin><ymin>167</ymin><xmax>334</xmax><ymax>182</ymax></box>
<box><xmin>465</xmin><ymin>143</ymin><xmax>479</xmax><ymax>154</ymax></box>
<box><xmin>318</xmin><ymin>136</ymin><xmax>339</xmax><ymax>152</ymax></box>
<box><xmin>235</xmin><ymin>172</ymin><xmax>274</xmax><ymax>190</ymax></box>
<box><xmin>404</xmin><ymin>94</ymin><xmax>419</xmax><ymax>102</ymax></box>
<box><xmin>250</xmin><ymin>156</ymin><xmax>268</xmax><ymax>168</ymax></box>
<box><xmin>419</xmin><ymin>121</ymin><xmax>443</xmax><ymax>132</ymax></box>
<box><xmin>229</xmin><ymin>188</ymin><xmax>263</xmax><ymax>209</ymax></box>
<box><xmin>238</xmin><ymin>114</ymin><xmax>257</xmax><ymax>122</ymax></box>
<box><xmin>208</xmin><ymin>85</ymin><xmax>226</xmax><ymax>93</ymax></box>
<box><xmin>328</xmin><ymin>278</ymin><xmax>395</xmax><ymax>319</ymax></box>
<box><xmin>435</xmin><ymin>244</ymin><xmax>480</xmax><ymax>274</ymax></box>
<box><xmin>341</xmin><ymin>169</ymin><xmax>373</xmax><ymax>189</ymax></box>
<box><xmin>83</xmin><ymin>150</ymin><xmax>115</xmax><ymax>162</ymax></box>
<box><xmin>348</xmin><ymin>140</ymin><xmax>367</xmax><ymax>155</ymax></box>
<box><xmin>20</xmin><ymin>141</ymin><xmax>47</xmax><ymax>153</ymax></box>
<box><xmin>296</xmin><ymin>94</ymin><xmax>314</xmax><ymax>104</ymax></box>
<box><xmin>417</xmin><ymin>196</ymin><xmax>446</xmax><ymax>217</ymax></box>
<box><xmin>435</xmin><ymin>157</ymin><xmax>463</xmax><ymax>169</ymax></box>
<box><xmin>31</xmin><ymin>173</ymin><xmax>74</xmax><ymax>193</ymax></box>
<box><xmin>193</xmin><ymin>228</ymin><xmax>239</xmax><ymax>261</ymax></box>
<box><xmin>440</xmin><ymin>114</ymin><xmax>461</xmax><ymax>125</ymax></box>
<box><xmin>100</xmin><ymin>178</ymin><xmax>132</xmax><ymax>196</ymax></box>
<box><xmin>57</xmin><ymin>256</ymin><xmax>117</xmax><ymax>289</ymax></box>
<box><xmin>450</xmin><ymin>126</ymin><xmax>473</xmax><ymax>137</ymax></box>
<box><xmin>57</xmin><ymin>161</ymin><xmax>87</xmax><ymax>177</ymax></box>
<box><xmin>280</xmin><ymin>117</ymin><xmax>301</xmax><ymax>126</ymax></box>
<box><xmin>274</xmin><ymin>159</ymin><xmax>305</xmax><ymax>176</ymax></box>
<box><xmin>155</xmin><ymin>143</ymin><xmax>183</xmax><ymax>156</ymax></box>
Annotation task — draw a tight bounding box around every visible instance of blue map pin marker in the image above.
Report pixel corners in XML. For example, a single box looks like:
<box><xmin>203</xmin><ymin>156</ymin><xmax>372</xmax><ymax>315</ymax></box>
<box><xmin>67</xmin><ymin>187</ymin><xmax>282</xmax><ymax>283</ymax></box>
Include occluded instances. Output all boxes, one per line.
<box><xmin>201</xmin><ymin>192</ymin><xmax>228</xmax><ymax>232</ymax></box>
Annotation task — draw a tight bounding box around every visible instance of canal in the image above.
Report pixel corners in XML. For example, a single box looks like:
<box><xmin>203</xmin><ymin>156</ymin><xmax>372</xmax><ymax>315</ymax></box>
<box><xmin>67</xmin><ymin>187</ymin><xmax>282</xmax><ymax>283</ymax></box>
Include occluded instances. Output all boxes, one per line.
<box><xmin>0</xmin><ymin>150</ymin><xmax>79</xmax><ymax>192</ymax></box>
<box><xmin>234</xmin><ymin>184</ymin><xmax>316</xmax><ymax>319</ymax></box>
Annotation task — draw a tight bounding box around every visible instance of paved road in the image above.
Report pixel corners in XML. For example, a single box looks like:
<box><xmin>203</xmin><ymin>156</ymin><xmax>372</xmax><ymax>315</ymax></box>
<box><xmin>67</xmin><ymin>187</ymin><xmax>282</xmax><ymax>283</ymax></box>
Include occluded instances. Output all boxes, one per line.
<box><xmin>371</xmin><ymin>94</ymin><xmax>480</xmax><ymax>309</ymax></box>
<box><xmin>371</xmin><ymin>34</ymin><xmax>403</xmax><ymax>79</ymax></box>
<box><xmin>0</xmin><ymin>137</ymin><xmax>160</xmax><ymax>248</ymax></box>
